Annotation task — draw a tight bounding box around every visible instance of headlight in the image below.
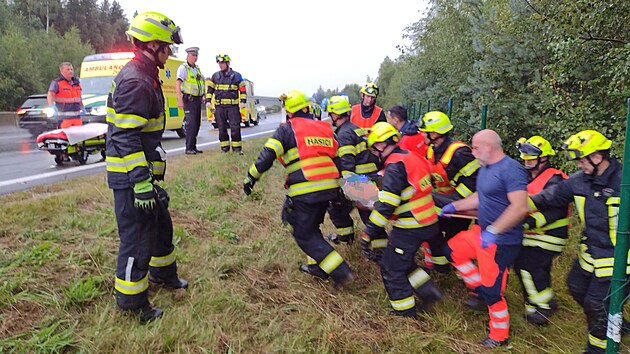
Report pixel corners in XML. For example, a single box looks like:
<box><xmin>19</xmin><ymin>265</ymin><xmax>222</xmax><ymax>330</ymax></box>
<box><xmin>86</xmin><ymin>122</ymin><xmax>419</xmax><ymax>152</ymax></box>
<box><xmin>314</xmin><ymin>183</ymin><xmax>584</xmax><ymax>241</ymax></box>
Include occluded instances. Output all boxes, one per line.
<box><xmin>43</xmin><ymin>107</ymin><xmax>55</xmax><ymax>118</ymax></box>
<box><xmin>90</xmin><ymin>105</ymin><xmax>107</xmax><ymax>116</ymax></box>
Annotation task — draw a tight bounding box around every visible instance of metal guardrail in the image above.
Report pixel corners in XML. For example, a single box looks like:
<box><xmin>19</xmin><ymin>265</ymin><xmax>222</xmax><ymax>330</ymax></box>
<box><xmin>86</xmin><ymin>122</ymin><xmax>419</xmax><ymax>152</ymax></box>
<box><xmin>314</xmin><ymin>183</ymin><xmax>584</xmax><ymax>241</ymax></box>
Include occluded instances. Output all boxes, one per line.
<box><xmin>0</xmin><ymin>112</ymin><xmax>16</xmax><ymax>126</ymax></box>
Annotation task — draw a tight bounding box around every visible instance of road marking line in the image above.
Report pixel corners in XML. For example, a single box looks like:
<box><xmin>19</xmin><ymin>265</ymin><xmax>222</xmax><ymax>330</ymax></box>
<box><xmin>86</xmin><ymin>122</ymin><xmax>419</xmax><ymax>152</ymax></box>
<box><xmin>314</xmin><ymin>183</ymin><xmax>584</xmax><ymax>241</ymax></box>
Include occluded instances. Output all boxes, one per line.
<box><xmin>0</xmin><ymin>128</ymin><xmax>277</xmax><ymax>190</ymax></box>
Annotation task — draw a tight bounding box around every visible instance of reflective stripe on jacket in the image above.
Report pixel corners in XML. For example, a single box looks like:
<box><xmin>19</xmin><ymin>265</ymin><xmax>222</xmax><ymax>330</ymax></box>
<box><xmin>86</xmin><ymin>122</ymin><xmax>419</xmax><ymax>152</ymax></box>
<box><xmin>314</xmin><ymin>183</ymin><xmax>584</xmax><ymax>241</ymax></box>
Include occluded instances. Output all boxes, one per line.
<box><xmin>105</xmin><ymin>54</ymin><xmax>167</xmax><ymax>188</ymax></box>
<box><xmin>207</xmin><ymin>68</ymin><xmax>246</xmax><ymax>106</ymax></box>
<box><xmin>427</xmin><ymin>140</ymin><xmax>479</xmax><ymax>197</ymax></box>
<box><xmin>524</xmin><ymin>166</ymin><xmax>569</xmax><ymax>253</ymax></box>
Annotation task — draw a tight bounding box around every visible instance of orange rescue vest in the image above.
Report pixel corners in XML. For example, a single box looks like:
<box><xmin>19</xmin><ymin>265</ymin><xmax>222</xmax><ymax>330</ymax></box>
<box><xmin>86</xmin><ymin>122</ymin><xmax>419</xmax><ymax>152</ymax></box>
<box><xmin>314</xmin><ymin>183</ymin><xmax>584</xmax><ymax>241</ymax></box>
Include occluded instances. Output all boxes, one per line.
<box><xmin>427</xmin><ymin>141</ymin><xmax>467</xmax><ymax>194</ymax></box>
<box><xmin>350</xmin><ymin>105</ymin><xmax>382</xmax><ymax>130</ymax></box>
<box><xmin>288</xmin><ymin>118</ymin><xmax>340</xmax><ymax>181</ymax></box>
<box><xmin>527</xmin><ymin>167</ymin><xmax>568</xmax><ymax>195</ymax></box>
<box><xmin>399</xmin><ymin>133</ymin><xmax>428</xmax><ymax>158</ymax></box>
<box><xmin>384</xmin><ymin>152</ymin><xmax>437</xmax><ymax>226</ymax></box>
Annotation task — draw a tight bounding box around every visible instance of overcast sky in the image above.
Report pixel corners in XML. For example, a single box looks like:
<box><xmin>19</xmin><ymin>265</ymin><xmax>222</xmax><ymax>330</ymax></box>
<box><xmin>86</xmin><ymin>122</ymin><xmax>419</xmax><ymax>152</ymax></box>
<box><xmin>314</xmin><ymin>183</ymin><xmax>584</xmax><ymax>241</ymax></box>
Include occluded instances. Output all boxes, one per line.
<box><xmin>115</xmin><ymin>0</ymin><xmax>429</xmax><ymax>97</ymax></box>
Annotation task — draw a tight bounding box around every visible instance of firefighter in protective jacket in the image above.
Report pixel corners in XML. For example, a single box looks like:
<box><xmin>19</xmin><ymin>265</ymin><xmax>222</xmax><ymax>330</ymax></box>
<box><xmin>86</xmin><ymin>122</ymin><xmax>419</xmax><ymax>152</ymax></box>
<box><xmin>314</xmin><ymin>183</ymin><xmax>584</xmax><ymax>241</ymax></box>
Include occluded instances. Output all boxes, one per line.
<box><xmin>362</xmin><ymin>122</ymin><xmax>443</xmax><ymax>317</ymax></box>
<box><xmin>350</xmin><ymin>82</ymin><xmax>386</xmax><ymax>135</ymax></box>
<box><xmin>106</xmin><ymin>11</ymin><xmax>188</xmax><ymax>323</ymax></box>
<box><xmin>513</xmin><ymin>136</ymin><xmax>568</xmax><ymax>325</ymax></box>
<box><xmin>530</xmin><ymin>130</ymin><xmax>625</xmax><ymax>354</ymax></box>
<box><xmin>243</xmin><ymin>90</ymin><xmax>354</xmax><ymax>288</ymax></box>
<box><xmin>326</xmin><ymin>95</ymin><xmax>379</xmax><ymax>245</ymax></box>
<box><xmin>207</xmin><ymin>54</ymin><xmax>246</xmax><ymax>154</ymax></box>
<box><xmin>419</xmin><ymin>111</ymin><xmax>480</xmax><ymax>272</ymax></box>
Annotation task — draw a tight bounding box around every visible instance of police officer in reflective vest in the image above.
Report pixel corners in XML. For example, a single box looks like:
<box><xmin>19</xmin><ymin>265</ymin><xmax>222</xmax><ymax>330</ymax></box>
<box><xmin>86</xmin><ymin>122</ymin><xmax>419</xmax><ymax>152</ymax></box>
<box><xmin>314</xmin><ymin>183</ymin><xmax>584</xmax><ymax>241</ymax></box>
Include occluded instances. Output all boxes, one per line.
<box><xmin>513</xmin><ymin>136</ymin><xmax>568</xmax><ymax>325</ymax></box>
<box><xmin>419</xmin><ymin>111</ymin><xmax>479</xmax><ymax>272</ymax></box>
<box><xmin>243</xmin><ymin>90</ymin><xmax>354</xmax><ymax>288</ymax></box>
<box><xmin>176</xmin><ymin>46</ymin><xmax>205</xmax><ymax>154</ymax></box>
<box><xmin>106</xmin><ymin>11</ymin><xmax>188</xmax><ymax>323</ymax></box>
<box><xmin>207</xmin><ymin>54</ymin><xmax>246</xmax><ymax>154</ymax></box>
<box><xmin>531</xmin><ymin>130</ymin><xmax>626</xmax><ymax>354</ymax></box>
<box><xmin>362</xmin><ymin>122</ymin><xmax>443</xmax><ymax>317</ymax></box>
<box><xmin>47</xmin><ymin>61</ymin><xmax>84</xmax><ymax>129</ymax></box>
<box><xmin>350</xmin><ymin>82</ymin><xmax>386</xmax><ymax>135</ymax></box>
<box><xmin>325</xmin><ymin>95</ymin><xmax>379</xmax><ymax>245</ymax></box>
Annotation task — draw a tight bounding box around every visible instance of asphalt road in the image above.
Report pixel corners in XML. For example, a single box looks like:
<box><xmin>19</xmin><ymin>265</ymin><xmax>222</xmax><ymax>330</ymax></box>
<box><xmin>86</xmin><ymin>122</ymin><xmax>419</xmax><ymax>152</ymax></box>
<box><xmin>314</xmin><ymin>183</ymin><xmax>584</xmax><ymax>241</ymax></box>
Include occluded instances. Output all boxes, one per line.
<box><xmin>0</xmin><ymin>112</ymin><xmax>286</xmax><ymax>195</ymax></box>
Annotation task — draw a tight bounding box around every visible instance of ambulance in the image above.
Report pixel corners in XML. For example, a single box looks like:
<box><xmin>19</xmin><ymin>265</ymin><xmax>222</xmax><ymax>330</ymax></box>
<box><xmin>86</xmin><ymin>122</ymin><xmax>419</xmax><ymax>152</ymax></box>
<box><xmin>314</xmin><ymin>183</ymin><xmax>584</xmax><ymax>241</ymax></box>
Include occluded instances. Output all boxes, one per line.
<box><xmin>206</xmin><ymin>78</ymin><xmax>259</xmax><ymax>128</ymax></box>
<box><xmin>79</xmin><ymin>52</ymin><xmax>186</xmax><ymax>137</ymax></box>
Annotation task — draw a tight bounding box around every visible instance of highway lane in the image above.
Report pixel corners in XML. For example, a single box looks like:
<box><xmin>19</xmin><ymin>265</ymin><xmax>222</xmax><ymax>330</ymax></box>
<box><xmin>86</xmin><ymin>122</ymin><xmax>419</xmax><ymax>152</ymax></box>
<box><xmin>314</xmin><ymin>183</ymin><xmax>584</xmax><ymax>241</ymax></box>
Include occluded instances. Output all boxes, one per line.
<box><xmin>0</xmin><ymin>113</ymin><xmax>286</xmax><ymax>195</ymax></box>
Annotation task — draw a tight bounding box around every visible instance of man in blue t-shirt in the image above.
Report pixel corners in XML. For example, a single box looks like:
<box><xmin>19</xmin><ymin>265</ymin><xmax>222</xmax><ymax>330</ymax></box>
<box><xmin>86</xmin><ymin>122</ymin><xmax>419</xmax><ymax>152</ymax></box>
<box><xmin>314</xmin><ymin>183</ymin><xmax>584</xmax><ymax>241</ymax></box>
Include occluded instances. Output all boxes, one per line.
<box><xmin>439</xmin><ymin>129</ymin><xmax>529</xmax><ymax>348</ymax></box>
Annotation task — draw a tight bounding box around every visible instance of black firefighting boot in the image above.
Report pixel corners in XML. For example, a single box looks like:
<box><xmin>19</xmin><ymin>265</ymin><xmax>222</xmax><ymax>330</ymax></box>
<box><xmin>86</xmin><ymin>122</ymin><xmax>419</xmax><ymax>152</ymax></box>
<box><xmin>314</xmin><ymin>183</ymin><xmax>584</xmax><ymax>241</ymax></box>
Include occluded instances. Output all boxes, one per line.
<box><xmin>299</xmin><ymin>264</ymin><xmax>329</xmax><ymax>281</ymax></box>
<box><xmin>526</xmin><ymin>299</ymin><xmax>558</xmax><ymax>325</ymax></box>
<box><xmin>389</xmin><ymin>308</ymin><xmax>417</xmax><ymax>319</ymax></box>
<box><xmin>464</xmin><ymin>291</ymin><xmax>486</xmax><ymax>311</ymax></box>
<box><xmin>415</xmin><ymin>279</ymin><xmax>444</xmax><ymax>312</ymax></box>
<box><xmin>480</xmin><ymin>336</ymin><xmax>508</xmax><ymax>348</ymax></box>
<box><xmin>149</xmin><ymin>274</ymin><xmax>189</xmax><ymax>289</ymax></box>
<box><xmin>123</xmin><ymin>304</ymin><xmax>163</xmax><ymax>324</ymax></box>
<box><xmin>332</xmin><ymin>271</ymin><xmax>355</xmax><ymax>289</ymax></box>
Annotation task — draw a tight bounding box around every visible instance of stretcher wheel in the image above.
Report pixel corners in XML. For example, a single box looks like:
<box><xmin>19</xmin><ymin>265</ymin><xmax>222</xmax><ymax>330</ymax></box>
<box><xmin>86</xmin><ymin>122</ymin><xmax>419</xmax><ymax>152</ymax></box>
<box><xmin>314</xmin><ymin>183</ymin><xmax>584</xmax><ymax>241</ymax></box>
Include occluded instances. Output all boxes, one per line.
<box><xmin>176</xmin><ymin>128</ymin><xmax>186</xmax><ymax>138</ymax></box>
<box><xmin>77</xmin><ymin>150</ymin><xmax>88</xmax><ymax>165</ymax></box>
<box><xmin>101</xmin><ymin>149</ymin><xmax>106</xmax><ymax>160</ymax></box>
<box><xmin>54</xmin><ymin>155</ymin><xmax>63</xmax><ymax>165</ymax></box>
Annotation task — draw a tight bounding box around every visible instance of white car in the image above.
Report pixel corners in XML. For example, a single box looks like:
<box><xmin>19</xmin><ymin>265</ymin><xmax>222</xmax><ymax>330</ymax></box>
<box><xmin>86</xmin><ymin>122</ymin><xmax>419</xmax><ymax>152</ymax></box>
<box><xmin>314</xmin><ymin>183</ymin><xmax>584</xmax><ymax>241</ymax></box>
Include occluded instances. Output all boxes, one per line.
<box><xmin>256</xmin><ymin>105</ymin><xmax>267</xmax><ymax>120</ymax></box>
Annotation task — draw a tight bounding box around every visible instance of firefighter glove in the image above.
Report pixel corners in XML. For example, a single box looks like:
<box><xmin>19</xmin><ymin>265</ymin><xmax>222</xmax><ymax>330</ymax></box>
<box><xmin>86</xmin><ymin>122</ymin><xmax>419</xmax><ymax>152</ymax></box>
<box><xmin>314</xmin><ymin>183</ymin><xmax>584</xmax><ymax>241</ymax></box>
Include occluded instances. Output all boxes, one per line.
<box><xmin>481</xmin><ymin>228</ymin><xmax>498</xmax><ymax>249</ymax></box>
<box><xmin>133</xmin><ymin>178</ymin><xmax>156</xmax><ymax>211</ymax></box>
<box><xmin>360</xmin><ymin>232</ymin><xmax>382</xmax><ymax>261</ymax></box>
<box><xmin>243</xmin><ymin>176</ymin><xmax>256</xmax><ymax>196</ymax></box>
<box><xmin>439</xmin><ymin>203</ymin><xmax>457</xmax><ymax>218</ymax></box>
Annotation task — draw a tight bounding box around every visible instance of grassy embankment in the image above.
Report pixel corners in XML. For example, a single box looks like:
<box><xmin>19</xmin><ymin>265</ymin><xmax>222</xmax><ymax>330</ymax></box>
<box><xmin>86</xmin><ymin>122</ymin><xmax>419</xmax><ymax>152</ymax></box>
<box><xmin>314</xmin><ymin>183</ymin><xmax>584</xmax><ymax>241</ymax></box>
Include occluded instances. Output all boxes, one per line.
<box><xmin>0</xmin><ymin>136</ymin><xmax>620</xmax><ymax>353</ymax></box>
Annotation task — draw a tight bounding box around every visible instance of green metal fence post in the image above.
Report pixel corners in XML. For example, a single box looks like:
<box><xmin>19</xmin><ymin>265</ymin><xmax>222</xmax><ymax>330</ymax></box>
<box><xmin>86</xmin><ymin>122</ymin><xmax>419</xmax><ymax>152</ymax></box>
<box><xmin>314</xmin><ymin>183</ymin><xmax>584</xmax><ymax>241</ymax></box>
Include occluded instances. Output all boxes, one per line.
<box><xmin>447</xmin><ymin>97</ymin><xmax>453</xmax><ymax>118</ymax></box>
<box><xmin>417</xmin><ymin>103</ymin><xmax>422</xmax><ymax>121</ymax></box>
<box><xmin>606</xmin><ymin>98</ymin><xmax>630</xmax><ymax>353</ymax></box>
<box><xmin>480</xmin><ymin>104</ymin><xmax>487</xmax><ymax>129</ymax></box>
<box><xmin>426</xmin><ymin>99</ymin><xmax>431</xmax><ymax>113</ymax></box>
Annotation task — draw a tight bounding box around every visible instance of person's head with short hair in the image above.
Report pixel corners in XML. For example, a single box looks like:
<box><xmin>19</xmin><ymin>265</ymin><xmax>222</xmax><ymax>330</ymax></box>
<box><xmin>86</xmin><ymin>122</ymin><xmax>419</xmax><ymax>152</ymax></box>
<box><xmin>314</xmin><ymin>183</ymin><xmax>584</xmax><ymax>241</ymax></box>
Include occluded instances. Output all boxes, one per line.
<box><xmin>562</xmin><ymin>129</ymin><xmax>612</xmax><ymax>176</ymax></box>
<box><xmin>126</xmin><ymin>11</ymin><xmax>182</xmax><ymax>69</ymax></box>
<box><xmin>59</xmin><ymin>62</ymin><xmax>74</xmax><ymax>80</ymax></box>
<box><xmin>185</xmin><ymin>47</ymin><xmax>199</xmax><ymax>65</ymax></box>
<box><xmin>326</xmin><ymin>95</ymin><xmax>352</xmax><ymax>127</ymax></box>
<box><xmin>472</xmin><ymin>129</ymin><xmax>504</xmax><ymax>166</ymax></box>
<box><xmin>386</xmin><ymin>105</ymin><xmax>408</xmax><ymax>130</ymax></box>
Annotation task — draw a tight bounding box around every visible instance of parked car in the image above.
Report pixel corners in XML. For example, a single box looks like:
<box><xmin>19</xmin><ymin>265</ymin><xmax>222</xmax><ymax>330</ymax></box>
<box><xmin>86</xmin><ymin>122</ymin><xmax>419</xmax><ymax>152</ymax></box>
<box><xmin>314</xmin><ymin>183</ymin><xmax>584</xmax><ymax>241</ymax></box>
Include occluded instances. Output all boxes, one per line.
<box><xmin>256</xmin><ymin>105</ymin><xmax>267</xmax><ymax>120</ymax></box>
<box><xmin>16</xmin><ymin>94</ymin><xmax>57</xmax><ymax>136</ymax></box>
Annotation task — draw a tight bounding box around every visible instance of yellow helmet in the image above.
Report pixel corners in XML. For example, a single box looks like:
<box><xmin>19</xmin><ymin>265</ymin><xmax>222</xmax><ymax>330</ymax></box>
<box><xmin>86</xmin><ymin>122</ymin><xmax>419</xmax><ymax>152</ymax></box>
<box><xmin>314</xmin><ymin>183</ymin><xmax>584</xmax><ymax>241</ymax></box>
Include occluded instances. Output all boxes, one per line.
<box><xmin>127</xmin><ymin>11</ymin><xmax>182</xmax><ymax>44</ymax></box>
<box><xmin>326</xmin><ymin>96</ymin><xmax>351</xmax><ymax>115</ymax></box>
<box><xmin>216</xmin><ymin>54</ymin><xmax>231</xmax><ymax>63</ymax></box>
<box><xmin>360</xmin><ymin>82</ymin><xmax>379</xmax><ymax>97</ymax></box>
<box><xmin>284</xmin><ymin>90</ymin><xmax>311</xmax><ymax>114</ymax></box>
<box><xmin>420</xmin><ymin>111</ymin><xmax>453</xmax><ymax>134</ymax></box>
<box><xmin>562</xmin><ymin>130</ymin><xmax>613</xmax><ymax>161</ymax></box>
<box><xmin>516</xmin><ymin>135</ymin><xmax>555</xmax><ymax>160</ymax></box>
<box><xmin>367</xmin><ymin>122</ymin><xmax>401</xmax><ymax>148</ymax></box>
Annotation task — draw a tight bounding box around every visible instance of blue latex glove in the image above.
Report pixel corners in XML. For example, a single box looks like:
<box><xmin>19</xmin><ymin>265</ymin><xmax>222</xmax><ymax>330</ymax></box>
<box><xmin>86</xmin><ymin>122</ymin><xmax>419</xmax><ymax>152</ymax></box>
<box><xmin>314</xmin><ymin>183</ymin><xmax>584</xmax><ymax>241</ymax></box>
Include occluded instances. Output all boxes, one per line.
<box><xmin>481</xmin><ymin>229</ymin><xmax>498</xmax><ymax>249</ymax></box>
<box><xmin>439</xmin><ymin>203</ymin><xmax>457</xmax><ymax>218</ymax></box>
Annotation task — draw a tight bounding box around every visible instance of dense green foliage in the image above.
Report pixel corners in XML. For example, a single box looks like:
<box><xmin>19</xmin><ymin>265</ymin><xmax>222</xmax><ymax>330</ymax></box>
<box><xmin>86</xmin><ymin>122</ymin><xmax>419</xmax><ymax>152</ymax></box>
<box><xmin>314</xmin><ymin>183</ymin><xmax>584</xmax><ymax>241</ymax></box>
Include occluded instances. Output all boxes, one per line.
<box><xmin>376</xmin><ymin>0</ymin><xmax>630</xmax><ymax>163</ymax></box>
<box><xmin>0</xmin><ymin>0</ymin><xmax>129</xmax><ymax>110</ymax></box>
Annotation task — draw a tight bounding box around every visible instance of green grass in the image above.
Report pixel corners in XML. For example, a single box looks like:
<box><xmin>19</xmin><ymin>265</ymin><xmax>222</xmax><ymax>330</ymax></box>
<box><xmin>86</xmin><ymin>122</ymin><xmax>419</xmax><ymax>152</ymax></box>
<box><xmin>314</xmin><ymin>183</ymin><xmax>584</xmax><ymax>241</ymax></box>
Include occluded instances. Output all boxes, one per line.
<box><xmin>0</xmin><ymin>137</ymin><xmax>625</xmax><ymax>353</ymax></box>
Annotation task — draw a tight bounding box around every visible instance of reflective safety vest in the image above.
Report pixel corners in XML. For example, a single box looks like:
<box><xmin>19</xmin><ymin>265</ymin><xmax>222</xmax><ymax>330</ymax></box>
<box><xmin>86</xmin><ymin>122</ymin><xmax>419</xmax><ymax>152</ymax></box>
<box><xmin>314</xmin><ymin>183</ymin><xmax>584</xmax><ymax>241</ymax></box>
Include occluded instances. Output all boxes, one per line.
<box><xmin>279</xmin><ymin>118</ymin><xmax>340</xmax><ymax>197</ymax></box>
<box><xmin>54</xmin><ymin>78</ymin><xmax>83</xmax><ymax>118</ymax></box>
<box><xmin>350</xmin><ymin>105</ymin><xmax>382</xmax><ymax>133</ymax></box>
<box><xmin>180</xmin><ymin>64</ymin><xmax>205</xmax><ymax>96</ymax></box>
<box><xmin>524</xmin><ymin>167</ymin><xmax>570</xmax><ymax>253</ymax></box>
<box><xmin>427</xmin><ymin>141</ymin><xmax>478</xmax><ymax>196</ymax></box>
<box><xmin>384</xmin><ymin>153</ymin><xmax>438</xmax><ymax>227</ymax></box>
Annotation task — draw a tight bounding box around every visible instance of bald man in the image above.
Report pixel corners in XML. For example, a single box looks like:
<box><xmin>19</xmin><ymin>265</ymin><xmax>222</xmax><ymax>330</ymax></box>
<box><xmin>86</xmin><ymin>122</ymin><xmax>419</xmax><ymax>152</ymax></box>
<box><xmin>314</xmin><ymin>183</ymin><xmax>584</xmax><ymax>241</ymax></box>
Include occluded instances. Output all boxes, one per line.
<box><xmin>439</xmin><ymin>129</ymin><xmax>529</xmax><ymax>348</ymax></box>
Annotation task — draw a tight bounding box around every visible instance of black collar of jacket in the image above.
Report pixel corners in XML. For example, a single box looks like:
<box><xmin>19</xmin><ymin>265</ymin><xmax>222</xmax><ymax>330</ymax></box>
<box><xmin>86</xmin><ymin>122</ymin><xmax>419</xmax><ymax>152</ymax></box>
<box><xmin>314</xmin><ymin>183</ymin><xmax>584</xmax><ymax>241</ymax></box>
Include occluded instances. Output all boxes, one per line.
<box><xmin>586</xmin><ymin>157</ymin><xmax>621</xmax><ymax>186</ymax></box>
<box><xmin>433</xmin><ymin>135</ymin><xmax>454</xmax><ymax>155</ymax></box>
<box><xmin>134</xmin><ymin>51</ymin><xmax>160</xmax><ymax>78</ymax></box>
